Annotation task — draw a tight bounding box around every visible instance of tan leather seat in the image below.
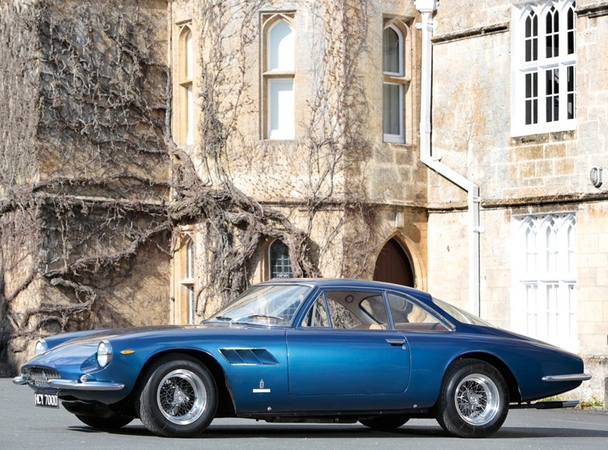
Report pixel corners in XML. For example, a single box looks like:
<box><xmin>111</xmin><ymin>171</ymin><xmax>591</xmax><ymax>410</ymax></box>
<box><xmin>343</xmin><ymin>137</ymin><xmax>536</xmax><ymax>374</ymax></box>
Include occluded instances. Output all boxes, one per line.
<box><xmin>354</xmin><ymin>323</ymin><xmax>386</xmax><ymax>330</ymax></box>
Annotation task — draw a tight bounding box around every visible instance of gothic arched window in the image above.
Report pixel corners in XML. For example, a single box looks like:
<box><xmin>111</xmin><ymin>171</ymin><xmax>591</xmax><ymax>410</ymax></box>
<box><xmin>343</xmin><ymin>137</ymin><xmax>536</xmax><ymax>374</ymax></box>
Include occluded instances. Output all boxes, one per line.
<box><xmin>263</xmin><ymin>16</ymin><xmax>295</xmax><ymax>140</ymax></box>
<box><xmin>269</xmin><ymin>240</ymin><xmax>293</xmax><ymax>279</ymax></box>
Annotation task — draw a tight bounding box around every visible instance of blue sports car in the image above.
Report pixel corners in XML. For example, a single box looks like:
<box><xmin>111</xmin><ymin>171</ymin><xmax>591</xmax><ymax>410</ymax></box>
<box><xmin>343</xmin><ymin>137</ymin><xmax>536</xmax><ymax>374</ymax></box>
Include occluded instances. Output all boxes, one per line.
<box><xmin>13</xmin><ymin>279</ymin><xmax>590</xmax><ymax>438</ymax></box>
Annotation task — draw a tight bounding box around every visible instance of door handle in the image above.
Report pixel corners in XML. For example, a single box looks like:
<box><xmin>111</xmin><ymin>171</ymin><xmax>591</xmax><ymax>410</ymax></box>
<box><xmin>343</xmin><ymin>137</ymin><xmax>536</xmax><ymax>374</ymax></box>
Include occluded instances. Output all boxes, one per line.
<box><xmin>386</xmin><ymin>338</ymin><xmax>406</xmax><ymax>347</ymax></box>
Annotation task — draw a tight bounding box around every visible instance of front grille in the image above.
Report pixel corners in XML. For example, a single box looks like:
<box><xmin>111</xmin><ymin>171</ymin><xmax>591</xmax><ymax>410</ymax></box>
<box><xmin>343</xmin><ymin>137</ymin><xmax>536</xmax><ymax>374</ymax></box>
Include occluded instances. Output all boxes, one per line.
<box><xmin>23</xmin><ymin>367</ymin><xmax>61</xmax><ymax>387</ymax></box>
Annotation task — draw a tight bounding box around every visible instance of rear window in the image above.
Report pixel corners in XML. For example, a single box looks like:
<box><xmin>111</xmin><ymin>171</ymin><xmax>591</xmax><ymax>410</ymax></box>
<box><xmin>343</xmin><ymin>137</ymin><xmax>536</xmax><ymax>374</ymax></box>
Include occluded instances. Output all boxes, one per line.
<box><xmin>433</xmin><ymin>297</ymin><xmax>495</xmax><ymax>327</ymax></box>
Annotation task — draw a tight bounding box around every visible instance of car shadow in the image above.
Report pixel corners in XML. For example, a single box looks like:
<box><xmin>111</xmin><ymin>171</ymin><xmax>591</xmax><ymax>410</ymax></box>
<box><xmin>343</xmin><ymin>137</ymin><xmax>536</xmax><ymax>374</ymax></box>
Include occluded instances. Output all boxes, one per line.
<box><xmin>67</xmin><ymin>421</ymin><xmax>608</xmax><ymax>440</ymax></box>
<box><xmin>494</xmin><ymin>426</ymin><xmax>608</xmax><ymax>439</ymax></box>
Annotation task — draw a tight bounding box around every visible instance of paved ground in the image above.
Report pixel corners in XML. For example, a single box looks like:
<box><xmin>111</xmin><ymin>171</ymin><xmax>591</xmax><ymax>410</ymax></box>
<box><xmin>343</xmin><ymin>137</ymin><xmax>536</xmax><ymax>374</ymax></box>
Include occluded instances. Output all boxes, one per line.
<box><xmin>2</xmin><ymin>378</ymin><xmax>608</xmax><ymax>450</ymax></box>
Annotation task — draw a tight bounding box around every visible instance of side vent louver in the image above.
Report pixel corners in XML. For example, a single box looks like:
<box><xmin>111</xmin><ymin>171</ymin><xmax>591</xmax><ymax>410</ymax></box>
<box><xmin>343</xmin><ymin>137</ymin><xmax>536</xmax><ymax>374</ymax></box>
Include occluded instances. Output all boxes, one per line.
<box><xmin>219</xmin><ymin>348</ymin><xmax>279</xmax><ymax>365</ymax></box>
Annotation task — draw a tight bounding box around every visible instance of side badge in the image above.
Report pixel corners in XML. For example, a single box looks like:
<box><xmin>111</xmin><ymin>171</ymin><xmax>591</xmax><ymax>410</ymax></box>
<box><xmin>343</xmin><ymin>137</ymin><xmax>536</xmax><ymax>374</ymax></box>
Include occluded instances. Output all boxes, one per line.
<box><xmin>253</xmin><ymin>379</ymin><xmax>271</xmax><ymax>394</ymax></box>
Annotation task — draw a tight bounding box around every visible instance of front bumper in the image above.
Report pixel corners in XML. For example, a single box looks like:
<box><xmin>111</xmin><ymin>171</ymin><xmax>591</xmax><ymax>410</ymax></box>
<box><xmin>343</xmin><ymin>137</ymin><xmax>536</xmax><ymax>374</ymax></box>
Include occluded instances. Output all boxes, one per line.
<box><xmin>13</xmin><ymin>376</ymin><xmax>124</xmax><ymax>391</ymax></box>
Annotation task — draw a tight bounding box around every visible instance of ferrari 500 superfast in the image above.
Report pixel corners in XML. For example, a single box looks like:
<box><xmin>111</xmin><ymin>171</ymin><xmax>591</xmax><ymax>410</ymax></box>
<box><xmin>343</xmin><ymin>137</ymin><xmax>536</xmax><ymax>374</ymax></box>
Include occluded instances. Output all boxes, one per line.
<box><xmin>14</xmin><ymin>279</ymin><xmax>590</xmax><ymax>438</ymax></box>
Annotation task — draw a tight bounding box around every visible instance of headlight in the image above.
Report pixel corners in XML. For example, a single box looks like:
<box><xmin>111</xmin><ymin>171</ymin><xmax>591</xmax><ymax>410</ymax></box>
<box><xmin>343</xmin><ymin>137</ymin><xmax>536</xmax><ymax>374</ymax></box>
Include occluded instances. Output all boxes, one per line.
<box><xmin>96</xmin><ymin>340</ymin><xmax>113</xmax><ymax>368</ymax></box>
<box><xmin>35</xmin><ymin>339</ymin><xmax>48</xmax><ymax>355</ymax></box>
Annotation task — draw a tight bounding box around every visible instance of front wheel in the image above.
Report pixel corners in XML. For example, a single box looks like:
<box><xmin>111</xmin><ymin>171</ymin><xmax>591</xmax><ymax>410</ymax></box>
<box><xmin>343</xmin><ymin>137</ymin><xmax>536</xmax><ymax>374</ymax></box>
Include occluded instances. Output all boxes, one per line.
<box><xmin>138</xmin><ymin>355</ymin><xmax>217</xmax><ymax>437</ymax></box>
<box><xmin>436</xmin><ymin>358</ymin><xmax>509</xmax><ymax>438</ymax></box>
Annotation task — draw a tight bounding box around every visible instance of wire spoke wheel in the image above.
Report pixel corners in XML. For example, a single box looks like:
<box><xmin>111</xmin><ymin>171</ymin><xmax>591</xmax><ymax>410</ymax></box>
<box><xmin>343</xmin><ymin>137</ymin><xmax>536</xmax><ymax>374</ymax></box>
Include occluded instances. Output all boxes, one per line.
<box><xmin>139</xmin><ymin>355</ymin><xmax>217</xmax><ymax>437</ymax></box>
<box><xmin>436</xmin><ymin>358</ymin><xmax>509</xmax><ymax>438</ymax></box>
<box><xmin>454</xmin><ymin>374</ymin><xmax>500</xmax><ymax>426</ymax></box>
<box><xmin>157</xmin><ymin>369</ymin><xmax>207</xmax><ymax>425</ymax></box>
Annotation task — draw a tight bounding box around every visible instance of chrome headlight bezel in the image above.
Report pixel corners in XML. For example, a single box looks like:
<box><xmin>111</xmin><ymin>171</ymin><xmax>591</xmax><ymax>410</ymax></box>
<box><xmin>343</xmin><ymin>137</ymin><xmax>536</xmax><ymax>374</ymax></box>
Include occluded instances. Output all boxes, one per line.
<box><xmin>96</xmin><ymin>340</ymin><xmax>113</xmax><ymax>368</ymax></box>
<box><xmin>34</xmin><ymin>339</ymin><xmax>48</xmax><ymax>356</ymax></box>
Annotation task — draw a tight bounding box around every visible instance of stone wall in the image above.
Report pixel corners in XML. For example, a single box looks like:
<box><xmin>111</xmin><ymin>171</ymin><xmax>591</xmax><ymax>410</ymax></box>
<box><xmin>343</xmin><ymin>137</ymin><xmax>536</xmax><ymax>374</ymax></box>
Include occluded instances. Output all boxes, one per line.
<box><xmin>1</xmin><ymin>0</ymin><xmax>172</xmax><ymax>371</ymax></box>
<box><xmin>167</xmin><ymin>0</ymin><xmax>431</xmax><ymax>318</ymax></box>
<box><xmin>428</xmin><ymin>0</ymin><xmax>608</xmax><ymax>406</ymax></box>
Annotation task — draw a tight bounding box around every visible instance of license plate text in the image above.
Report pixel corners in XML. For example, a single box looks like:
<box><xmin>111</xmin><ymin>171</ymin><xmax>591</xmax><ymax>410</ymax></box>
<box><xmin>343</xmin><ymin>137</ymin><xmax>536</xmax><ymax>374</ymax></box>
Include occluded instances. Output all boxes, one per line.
<box><xmin>35</xmin><ymin>392</ymin><xmax>59</xmax><ymax>408</ymax></box>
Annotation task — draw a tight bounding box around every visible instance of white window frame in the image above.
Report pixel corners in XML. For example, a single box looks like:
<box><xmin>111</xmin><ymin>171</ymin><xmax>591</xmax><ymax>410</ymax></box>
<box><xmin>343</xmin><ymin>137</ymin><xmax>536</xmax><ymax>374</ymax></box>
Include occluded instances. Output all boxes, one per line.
<box><xmin>511</xmin><ymin>0</ymin><xmax>576</xmax><ymax>137</ymax></box>
<box><xmin>181</xmin><ymin>239</ymin><xmax>195</xmax><ymax>324</ymax></box>
<box><xmin>184</xmin><ymin>29</ymin><xmax>195</xmax><ymax>145</ymax></box>
<box><xmin>383</xmin><ymin>24</ymin><xmax>404</xmax><ymax>77</ymax></box>
<box><xmin>174</xmin><ymin>25</ymin><xmax>195</xmax><ymax>146</ymax></box>
<box><xmin>512</xmin><ymin>213</ymin><xmax>577</xmax><ymax>351</ymax></box>
<box><xmin>383</xmin><ymin>21</ymin><xmax>409</xmax><ymax>144</ymax></box>
<box><xmin>263</xmin><ymin>16</ymin><xmax>295</xmax><ymax>140</ymax></box>
<box><xmin>267</xmin><ymin>78</ymin><xmax>295</xmax><ymax>140</ymax></box>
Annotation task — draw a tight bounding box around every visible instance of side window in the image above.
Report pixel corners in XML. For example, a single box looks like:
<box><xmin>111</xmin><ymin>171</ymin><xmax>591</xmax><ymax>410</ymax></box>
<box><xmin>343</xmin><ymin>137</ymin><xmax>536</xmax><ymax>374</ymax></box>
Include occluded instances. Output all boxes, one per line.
<box><xmin>388</xmin><ymin>293</ymin><xmax>447</xmax><ymax>331</ymax></box>
<box><xmin>359</xmin><ymin>295</ymin><xmax>388</xmax><ymax>323</ymax></box>
<box><xmin>301</xmin><ymin>294</ymin><xmax>330</xmax><ymax>327</ymax></box>
<box><xmin>300</xmin><ymin>291</ymin><xmax>388</xmax><ymax>330</ymax></box>
<box><xmin>326</xmin><ymin>297</ymin><xmax>363</xmax><ymax>330</ymax></box>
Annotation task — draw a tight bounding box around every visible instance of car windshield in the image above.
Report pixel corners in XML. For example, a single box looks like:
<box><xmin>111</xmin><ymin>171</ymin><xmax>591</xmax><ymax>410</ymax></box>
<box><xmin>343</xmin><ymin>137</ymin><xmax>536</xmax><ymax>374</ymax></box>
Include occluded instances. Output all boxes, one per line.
<box><xmin>433</xmin><ymin>297</ymin><xmax>495</xmax><ymax>328</ymax></box>
<box><xmin>204</xmin><ymin>284</ymin><xmax>311</xmax><ymax>326</ymax></box>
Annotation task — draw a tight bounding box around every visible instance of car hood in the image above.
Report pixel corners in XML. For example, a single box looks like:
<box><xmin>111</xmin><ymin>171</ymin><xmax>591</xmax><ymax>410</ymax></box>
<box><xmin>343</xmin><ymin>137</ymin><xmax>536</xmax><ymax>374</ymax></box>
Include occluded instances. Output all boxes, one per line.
<box><xmin>52</xmin><ymin>322</ymin><xmax>282</xmax><ymax>348</ymax></box>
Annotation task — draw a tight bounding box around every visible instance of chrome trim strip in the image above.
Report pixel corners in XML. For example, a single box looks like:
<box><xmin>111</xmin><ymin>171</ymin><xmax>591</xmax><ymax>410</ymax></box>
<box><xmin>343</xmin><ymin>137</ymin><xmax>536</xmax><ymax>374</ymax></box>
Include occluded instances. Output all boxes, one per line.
<box><xmin>47</xmin><ymin>379</ymin><xmax>125</xmax><ymax>391</ymax></box>
<box><xmin>542</xmin><ymin>373</ymin><xmax>592</xmax><ymax>382</ymax></box>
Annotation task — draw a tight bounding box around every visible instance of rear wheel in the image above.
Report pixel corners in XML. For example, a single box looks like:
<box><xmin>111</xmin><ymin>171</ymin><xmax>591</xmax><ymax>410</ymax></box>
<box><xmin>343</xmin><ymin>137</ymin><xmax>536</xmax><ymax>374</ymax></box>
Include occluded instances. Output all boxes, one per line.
<box><xmin>436</xmin><ymin>358</ymin><xmax>509</xmax><ymax>438</ymax></box>
<box><xmin>359</xmin><ymin>414</ymin><xmax>410</xmax><ymax>431</ymax></box>
<box><xmin>75</xmin><ymin>414</ymin><xmax>133</xmax><ymax>429</ymax></box>
<box><xmin>138</xmin><ymin>355</ymin><xmax>217</xmax><ymax>437</ymax></box>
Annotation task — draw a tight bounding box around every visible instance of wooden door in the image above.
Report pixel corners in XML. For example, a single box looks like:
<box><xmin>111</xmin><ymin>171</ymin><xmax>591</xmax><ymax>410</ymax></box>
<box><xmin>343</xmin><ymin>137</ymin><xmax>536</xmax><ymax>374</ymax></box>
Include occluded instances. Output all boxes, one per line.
<box><xmin>373</xmin><ymin>238</ymin><xmax>414</xmax><ymax>287</ymax></box>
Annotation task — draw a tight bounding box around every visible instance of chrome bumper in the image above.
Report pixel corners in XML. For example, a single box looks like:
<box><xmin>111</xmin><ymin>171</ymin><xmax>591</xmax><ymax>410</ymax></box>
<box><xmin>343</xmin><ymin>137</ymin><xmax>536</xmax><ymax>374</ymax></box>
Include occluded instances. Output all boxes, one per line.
<box><xmin>12</xmin><ymin>376</ymin><xmax>124</xmax><ymax>391</ymax></box>
<box><xmin>48</xmin><ymin>379</ymin><xmax>125</xmax><ymax>391</ymax></box>
<box><xmin>542</xmin><ymin>373</ymin><xmax>592</xmax><ymax>382</ymax></box>
<box><xmin>12</xmin><ymin>376</ymin><xmax>28</xmax><ymax>385</ymax></box>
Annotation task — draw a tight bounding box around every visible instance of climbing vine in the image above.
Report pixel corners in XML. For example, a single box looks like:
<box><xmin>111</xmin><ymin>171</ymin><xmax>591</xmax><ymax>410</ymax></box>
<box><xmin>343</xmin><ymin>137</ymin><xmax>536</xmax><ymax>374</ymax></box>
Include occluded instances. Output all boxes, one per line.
<box><xmin>0</xmin><ymin>0</ymin><xmax>379</xmax><ymax>371</ymax></box>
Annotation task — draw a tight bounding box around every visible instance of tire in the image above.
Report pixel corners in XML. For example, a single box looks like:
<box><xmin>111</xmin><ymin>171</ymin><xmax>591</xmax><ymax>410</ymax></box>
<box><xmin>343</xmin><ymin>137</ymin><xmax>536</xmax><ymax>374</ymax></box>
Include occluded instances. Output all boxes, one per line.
<box><xmin>436</xmin><ymin>358</ymin><xmax>509</xmax><ymax>438</ymax></box>
<box><xmin>138</xmin><ymin>355</ymin><xmax>217</xmax><ymax>437</ymax></box>
<box><xmin>359</xmin><ymin>414</ymin><xmax>410</xmax><ymax>431</ymax></box>
<box><xmin>75</xmin><ymin>414</ymin><xmax>133</xmax><ymax>430</ymax></box>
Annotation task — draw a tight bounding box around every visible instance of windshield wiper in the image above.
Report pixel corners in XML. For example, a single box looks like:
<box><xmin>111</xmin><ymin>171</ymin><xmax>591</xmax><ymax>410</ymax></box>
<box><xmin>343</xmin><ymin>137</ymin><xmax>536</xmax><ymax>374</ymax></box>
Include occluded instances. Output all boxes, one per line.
<box><xmin>212</xmin><ymin>316</ymin><xmax>233</xmax><ymax>321</ymax></box>
<box><xmin>233</xmin><ymin>314</ymin><xmax>286</xmax><ymax>324</ymax></box>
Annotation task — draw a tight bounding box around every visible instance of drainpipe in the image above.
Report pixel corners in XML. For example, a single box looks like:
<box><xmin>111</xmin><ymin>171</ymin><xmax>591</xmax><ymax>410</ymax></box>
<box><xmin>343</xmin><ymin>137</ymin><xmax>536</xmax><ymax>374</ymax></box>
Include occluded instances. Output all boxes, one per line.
<box><xmin>415</xmin><ymin>0</ymin><xmax>482</xmax><ymax>315</ymax></box>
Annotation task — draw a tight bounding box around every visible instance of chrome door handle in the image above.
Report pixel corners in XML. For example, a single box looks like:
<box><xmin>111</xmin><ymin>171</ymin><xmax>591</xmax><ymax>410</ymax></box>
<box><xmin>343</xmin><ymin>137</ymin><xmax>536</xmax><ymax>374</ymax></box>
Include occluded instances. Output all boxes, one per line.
<box><xmin>386</xmin><ymin>338</ymin><xmax>406</xmax><ymax>346</ymax></box>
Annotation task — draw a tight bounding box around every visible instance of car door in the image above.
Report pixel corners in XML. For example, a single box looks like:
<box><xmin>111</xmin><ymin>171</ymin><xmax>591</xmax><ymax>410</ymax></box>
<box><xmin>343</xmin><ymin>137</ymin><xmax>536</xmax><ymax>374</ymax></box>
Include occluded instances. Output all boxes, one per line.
<box><xmin>285</xmin><ymin>289</ymin><xmax>411</xmax><ymax>410</ymax></box>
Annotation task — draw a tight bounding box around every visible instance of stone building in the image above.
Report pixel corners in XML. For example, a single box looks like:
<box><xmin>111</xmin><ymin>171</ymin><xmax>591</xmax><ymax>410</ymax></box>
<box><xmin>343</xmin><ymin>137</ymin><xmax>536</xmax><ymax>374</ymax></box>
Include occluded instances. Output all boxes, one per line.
<box><xmin>0</xmin><ymin>0</ymin><xmax>173</xmax><ymax>374</ymax></box>
<box><xmin>423</xmin><ymin>0</ymin><xmax>608</xmax><ymax>407</ymax></box>
<box><xmin>167</xmin><ymin>0</ymin><xmax>430</xmax><ymax>323</ymax></box>
<box><xmin>1</xmin><ymin>0</ymin><xmax>606</xmax><ymax>406</ymax></box>
<box><xmin>167</xmin><ymin>0</ymin><xmax>608</xmax><ymax>406</ymax></box>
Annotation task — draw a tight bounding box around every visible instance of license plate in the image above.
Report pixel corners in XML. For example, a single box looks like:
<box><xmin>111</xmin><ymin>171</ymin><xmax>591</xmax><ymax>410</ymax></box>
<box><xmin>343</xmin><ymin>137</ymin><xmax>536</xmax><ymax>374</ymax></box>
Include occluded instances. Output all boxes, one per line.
<box><xmin>34</xmin><ymin>391</ymin><xmax>59</xmax><ymax>408</ymax></box>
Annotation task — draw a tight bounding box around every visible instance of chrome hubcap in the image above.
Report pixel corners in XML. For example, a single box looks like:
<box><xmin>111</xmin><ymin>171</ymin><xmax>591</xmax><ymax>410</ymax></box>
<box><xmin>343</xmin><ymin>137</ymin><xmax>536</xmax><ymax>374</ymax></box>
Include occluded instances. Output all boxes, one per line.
<box><xmin>157</xmin><ymin>369</ymin><xmax>207</xmax><ymax>425</ymax></box>
<box><xmin>454</xmin><ymin>374</ymin><xmax>500</xmax><ymax>425</ymax></box>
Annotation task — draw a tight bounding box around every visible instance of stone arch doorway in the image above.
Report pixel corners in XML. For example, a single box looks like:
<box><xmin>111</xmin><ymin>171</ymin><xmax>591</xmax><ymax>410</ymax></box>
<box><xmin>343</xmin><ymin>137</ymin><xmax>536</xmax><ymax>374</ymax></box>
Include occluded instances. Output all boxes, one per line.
<box><xmin>373</xmin><ymin>238</ymin><xmax>415</xmax><ymax>287</ymax></box>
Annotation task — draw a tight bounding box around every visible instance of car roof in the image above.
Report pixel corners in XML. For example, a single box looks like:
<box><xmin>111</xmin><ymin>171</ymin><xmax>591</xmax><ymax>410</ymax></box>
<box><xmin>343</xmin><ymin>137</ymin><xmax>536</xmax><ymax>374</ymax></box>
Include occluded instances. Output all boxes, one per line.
<box><xmin>256</xmin><ymin>278</ymin><xmax>433</xmax><ymax>301</ymax></box>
